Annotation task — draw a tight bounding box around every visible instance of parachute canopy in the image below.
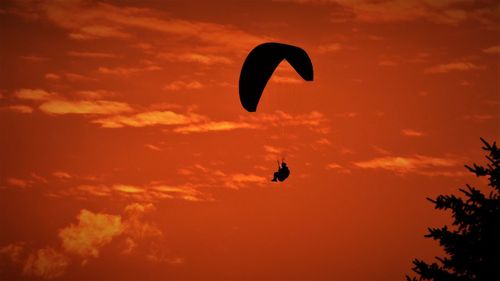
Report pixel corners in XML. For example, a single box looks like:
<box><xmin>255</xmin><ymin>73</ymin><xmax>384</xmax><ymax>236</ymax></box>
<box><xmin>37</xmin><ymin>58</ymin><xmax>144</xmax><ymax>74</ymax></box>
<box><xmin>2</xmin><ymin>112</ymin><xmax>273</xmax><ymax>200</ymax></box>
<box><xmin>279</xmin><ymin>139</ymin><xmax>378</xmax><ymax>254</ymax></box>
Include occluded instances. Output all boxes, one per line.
<box><xmin>239</xmin><ymin>42</ymin><xmax>313</xmax><ymax>112</ymax></box>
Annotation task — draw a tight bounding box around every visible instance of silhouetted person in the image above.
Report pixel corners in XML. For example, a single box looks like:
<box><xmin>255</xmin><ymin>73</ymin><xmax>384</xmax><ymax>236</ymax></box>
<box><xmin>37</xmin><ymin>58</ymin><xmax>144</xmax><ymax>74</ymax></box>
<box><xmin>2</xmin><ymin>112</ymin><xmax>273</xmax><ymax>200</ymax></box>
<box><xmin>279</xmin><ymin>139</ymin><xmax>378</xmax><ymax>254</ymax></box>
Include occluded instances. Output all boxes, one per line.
<box><xmin>272</xmin><ymin>161</ymin><xmax>290</xmax><ymax>182</ymax></box>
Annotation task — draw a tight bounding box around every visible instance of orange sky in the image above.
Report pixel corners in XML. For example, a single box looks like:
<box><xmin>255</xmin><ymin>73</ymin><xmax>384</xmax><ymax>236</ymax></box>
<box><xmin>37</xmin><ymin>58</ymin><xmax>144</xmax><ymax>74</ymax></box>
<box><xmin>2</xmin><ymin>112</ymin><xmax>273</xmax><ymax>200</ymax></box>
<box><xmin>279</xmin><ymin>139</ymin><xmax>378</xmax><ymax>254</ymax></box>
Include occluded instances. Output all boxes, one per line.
<box><xmin>0</xmin><ymin>0</ymin><xmax>499</xmax><ymax>280</ymax></box>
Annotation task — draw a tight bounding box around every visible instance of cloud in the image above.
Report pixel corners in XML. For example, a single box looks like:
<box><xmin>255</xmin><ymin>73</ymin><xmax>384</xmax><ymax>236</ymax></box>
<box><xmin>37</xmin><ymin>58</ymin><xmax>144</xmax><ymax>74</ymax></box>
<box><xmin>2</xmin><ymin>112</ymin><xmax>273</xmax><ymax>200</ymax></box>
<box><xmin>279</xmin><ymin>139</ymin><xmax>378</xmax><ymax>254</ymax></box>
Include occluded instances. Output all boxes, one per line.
<box><xmin>315</xmin><ymin>138</ymin><xmax>331</xmax><ymax>145</ymax></box>
<box><xmin>463</xmin><ymin>114</ymin><xmax>497</xmax><ymax>121</ymax></box>
<box><xmin>270</xmin><ymin>75</ymin><xmax>304</xmax><ymax>84</ymax></box>
<box><xmin>335</xmin><ymin>112</ymin><xmax>358</xmax><ymax>118</ymax></box>
<box><xmin>163</xmin><ymin>80</ymin><xmax>204</xmax><ymax>91</ymax></box>
<box><xmin>289</xmin><ymin>0</ymin><xmax>499</xmax><ymax>27</ymax></box>
<box><xmin>224</xmin><ymin>173</ymin><xmax>268</xmax><ymax>189</ymax></box>
<box><xmin>114</xmin><ymin>184</ymin><xmax>145</xmax><ymax>194</ymax></box>
<box><xmin>20</xmin><ymin>55</ymin><xmax>48</xmax><ymax>62</ymax></box>
<box><xmin>12</xmin><ymin>88</ymin><xmax>132</xmax><ymax>117</ymax></box>
<box><xmin>97</xmin><ymin>65</ymin><xmax>162</xmax><ymax>75</ymax></box>
<box><xmin>17</xmin><ymin>1</ymin><xmax>267</xmax><ymax>51</ymax></box>
<box><xmin>61</xmin><ymin>182</ymin><xmax>206</xmax><ymax>202</ymax></box>
<box><xmin>73</xmin><ymin>90</ymin><xmax>115</xmax><ymax>99</ymax></box>
<box><xmin>53</xmin><ymin>171</ymin><xmax>72</xmax><ymax>179</ymax></box>
<box><xmin>59</xmin><ymin>210</ymin><xmax>124</xmax><ymax>258</ymax></box>
<box><xmin>264</xmin><ymin>145</ymin><xmax>282</xmax><ymax>154</ymax></box>
<box><xmin>1</xmin><ymin>242</ymin><xmax>26</xmax><ymax>264</ymax></box>
<box><xmin>22</xmin><ymin>248</ymin><xmax>68</xmax><ymax>279</ymax></box>
<box><xmin>353</xmin><ymin>155</ymin><xmax>462</xmax><ymax>175</ymax></box>
<box><xmin>14</xmin><ymin>89</ymin><xmax>56</xmax><ymax>101</ymax></box>
<box><xmin>424</xmin><ymin>62</ymin><xmax>485</xmax><ymax>73</ymax></box>
<box><xmin>44</xmin><ymin>73</ymin><xmax>61</xmax><ymax>80</ymax></box>
<box><xmin>39</xmin><ymin>100</ymin><xmax>133</xmax><ymax>115</ymax></box>
<box><xmin>326</xmin><ymin>162</ymin><xmax>351</xmax><ymax>173</ymax></box>
<box><xmin>123</xmin><ymin>203</ymin><xmax>162</xmax><ymax>239</ymax></box>
<box><xmin>242</xmin><ymin>111</ymin><xmax>330</xmax><ymax>133</ymax></box>
<box><xmin>401</xmin><ymin>129</ymin><xmax>426</xmax><ymax>137</ymax></box>
<box><xmin>158</xmin><ymin>52</ymin><xmax>233</xmax><ymax>65</ymax></box>
<box><xmin>92</xmin><ymin>110</ymin><xmax>205</xmax><ymax>128</ymax></box>
<box><xmin>173</xmin><ymin>121</ymin><xmax>258</xmax><ymax>134</ymax></box>
<box><xmin>3</xmin><ymin>105</ymin><xmax>33</xmax><ymax>113</ymax></box>
<box><xmin>0</xmin><ymin>203</ymin><xmax>174</xmax><ymax>279</ymax></box>
<box><xmin>378</xmin><ymin>60</ymin><xmax>398</xmax><ymax>66</ymax></box>
<box><xmin>64</xmin><ymin>72</ymin><xmax>95</xmax><ymax>82</ymax></box>
<box><xmin>6</xmin><ymin>177</ymin><xmax>32</xmax><ymax>188</ymax></box>
<box><xmin>145</xmin><ymin>144</ymin><xmax>162</xmax><ymax>151</ymax></box>
<box><xmin>482</xmin><ymin>45</ymin><xmax>500</xmax><ymax>54</ymax></box>
<box><xmin>317</xmin><ymin>43</ymin><xmax>342</xmax><ymax>53</ymax></box>
<box><xmin>67</xmin><ymin>51</ymin><xmax>117</xmax><ymax>58</ymax></box>
<box><xmin>90</xmin><ymin>108</ymin><xmax>328</xmax><ymax>136</ymax></box>
<box><xmin>75</xmin><ymin>185</ymin><xmax>112</xmax><ymax>197</ymax></box>
<box><xmin>172</xmin><ymin>164</ymin><xmax>268</xmax><ymax>191</ymax></box>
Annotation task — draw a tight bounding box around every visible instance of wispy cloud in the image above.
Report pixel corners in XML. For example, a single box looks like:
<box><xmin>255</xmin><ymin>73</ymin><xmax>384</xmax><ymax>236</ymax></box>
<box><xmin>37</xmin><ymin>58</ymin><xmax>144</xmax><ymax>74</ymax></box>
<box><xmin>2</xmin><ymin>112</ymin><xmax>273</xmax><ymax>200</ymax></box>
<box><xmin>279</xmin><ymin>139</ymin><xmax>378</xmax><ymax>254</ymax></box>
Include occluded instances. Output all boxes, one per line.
<box><xmin>15</xmin><ymin>1</ymin><xmax>267</xmax><ymax>51</ymax></box>
<box><xmin>44</xmin><ymin>73</ymin><xmax>61</xmax><ymax>80</ymax></box>
<box><xmin>64</xmin><ymin>72</ymin><xmax>95</xmax><ymax>82</ymax></box>
<box><xmin>224</xmin><ymin>173</ymin><xmax>268</xmax><ymax>189</ymax></box>
<box><xmin>1</xmin><ymin>203</ymin><xmax>171</xmax><ymax>279</ymax></box>
<box><xmin>23</xmin><ymin>247</ymin><xmax>68</xmax><ymax>279</ymax></box>
<box><xmin>353</xmin><ymin>154</ymin><xmax>463</xmax><ymax>176</ymax></box>
<box><xmin>3</xmin><ymin>105</ymin><xmax>33</xmax><ymax>114</ymax></box>
<box><xmin>6</xmin><ymin>177</ymin><xmax>32</xmax><ymax>188</ymax></box>
<box><xmin>40</xmin><ymin>100</ymin><xmax>133</xmax><ymax>115</ymax></box>
<box><xmin>163</xmin><ymin>80</ymin><xmax>204</xmax><ymax>91</ymax></box>
<box><xmin>482</xmin><ymin>45</ymin><xmax>500</xmax><ymax>54</ymax></box>
<box><xmin>401</xmin><ymin>129</ymin><xmax>426</xmax><ymax>137</ymax></box>
<box><xmin>425</xmin><ymin>62</ymin><xmax>485</xmax><ymax>74</ymax></box>
<box><xmin>145</xmin><ymin>144</ymin><xmax>162</xmax><ymax>151</ymax></box>
<box><xmin>53</xmin><ymin>171</ymin><xmax>72</xmax><ymax>179</ymax></box>
<box><xmin>289</xmin><ymin>0</ymin><xmax>499</xmax><ymax>27</ymax></box>
<box><xmin>97</xmin><ymin>65</ymin><xmax>161</xmax><ymax>75</ymax></box>
<box><xmin>317</xmin><ymin>42</ymin><xmax>342</xmax><ymax>53</ymax></box>
<box><xmin>67</xmin><ymin>51</ymin><xmax>117</xmax><ymax>58</ymax></box>
<box><xmin>14</xmin><ymin>89</ymin><xmax>56</xmax><ymax>101</ymax></box>
<box><xmin>326</xmin><ymin>162</ymin><xmax>351</xmax><ymax>174</ymax></box>
<box><xmin>60</xmin><ymin>181</ymin><xmax>206</xmax><ymax>202</ymax></box>
<box><xmin>242</xmin><ymin>111</ymin><xmax>330</xmax><ymax>133</ymax></box>
<box><xmin>463</xmin><ymin>114</ymin><xmax>497</xmax><ymax>122</ymax></box>
<box><xmin>11</xmin><ymin>88</ymin><xmax>133</xmax><ymax>116</ymax></box>
<box><xmin>158</xmin><ymin>52</ymin><xmax>233</xmax><ymax>65</ymax></box>
<box><xmin>20</xmin><ymin>55</ymin><xmax>48</xmax><ymax>62</ymax></box>
<box><xmin>270</xmin><ymin>75</ymin><xmax>304</xmax><ymax>84</ymax></box>
<box><xmin>92</xmin><ymin>110</ymin><xmax>205</xmax><ymax>128</ymax></box>
<box><xmin>173</xmin><ymin>121</ymin><xmax>258</xmax><ymax>134</ymax></box>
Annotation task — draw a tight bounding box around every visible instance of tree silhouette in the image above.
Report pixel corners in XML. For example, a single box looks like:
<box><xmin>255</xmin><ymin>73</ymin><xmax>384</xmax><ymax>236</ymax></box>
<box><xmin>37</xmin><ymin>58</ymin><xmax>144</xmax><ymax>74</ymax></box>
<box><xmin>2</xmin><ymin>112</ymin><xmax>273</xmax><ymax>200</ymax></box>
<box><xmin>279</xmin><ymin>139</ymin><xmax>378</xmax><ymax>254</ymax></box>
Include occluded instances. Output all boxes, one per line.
<box><xmin>407</xmin><ymin>138</ymin><xmax>500</xmax><ymax>281</ymax></box>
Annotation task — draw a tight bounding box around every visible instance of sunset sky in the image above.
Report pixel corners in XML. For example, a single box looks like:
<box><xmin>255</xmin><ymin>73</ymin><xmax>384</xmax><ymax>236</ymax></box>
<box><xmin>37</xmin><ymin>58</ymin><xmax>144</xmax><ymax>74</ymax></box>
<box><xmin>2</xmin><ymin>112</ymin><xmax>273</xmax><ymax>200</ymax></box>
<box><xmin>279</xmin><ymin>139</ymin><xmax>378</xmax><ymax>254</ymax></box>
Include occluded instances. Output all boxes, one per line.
<box><xmin>0</xmin><ymin>0</ymin><xmax>499</xmax><ymax>280</ymax></box>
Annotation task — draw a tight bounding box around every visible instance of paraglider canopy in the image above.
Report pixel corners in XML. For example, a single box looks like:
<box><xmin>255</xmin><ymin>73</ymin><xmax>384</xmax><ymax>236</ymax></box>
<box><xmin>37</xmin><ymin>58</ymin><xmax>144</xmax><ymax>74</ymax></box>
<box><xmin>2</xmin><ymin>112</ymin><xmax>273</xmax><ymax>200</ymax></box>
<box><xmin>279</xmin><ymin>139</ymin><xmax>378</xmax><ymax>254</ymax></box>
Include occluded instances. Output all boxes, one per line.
<box><xmin>239</xmin><ymin>42</ymin><xmax>313</xmax><ymax>112</ymax></box>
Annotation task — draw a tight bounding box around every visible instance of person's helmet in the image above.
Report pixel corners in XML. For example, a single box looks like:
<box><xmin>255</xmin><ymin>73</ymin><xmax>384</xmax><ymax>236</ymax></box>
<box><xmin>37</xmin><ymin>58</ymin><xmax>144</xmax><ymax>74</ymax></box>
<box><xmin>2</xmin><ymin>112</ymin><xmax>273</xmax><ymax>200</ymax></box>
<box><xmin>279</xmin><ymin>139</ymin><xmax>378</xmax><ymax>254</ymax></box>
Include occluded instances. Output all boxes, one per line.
<box><xmin>282</xmin><ymin>162</ymin><xmax>287</xmax><ymax>167</ymax></box>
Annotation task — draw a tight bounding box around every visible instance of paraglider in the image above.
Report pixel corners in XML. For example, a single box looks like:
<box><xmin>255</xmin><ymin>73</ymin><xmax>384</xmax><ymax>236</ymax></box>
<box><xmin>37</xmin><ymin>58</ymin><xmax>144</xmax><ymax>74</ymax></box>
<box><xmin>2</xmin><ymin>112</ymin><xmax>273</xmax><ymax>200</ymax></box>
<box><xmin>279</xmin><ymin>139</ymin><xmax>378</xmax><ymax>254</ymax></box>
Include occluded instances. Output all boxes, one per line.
<box><xmin>239</xmin><ymin>42</ymin><xmax>313</xmax><ymax>182</ymax></box>
<box><xmin>239</xmin><ymin>42</ymin><xmax>313</xmax><ymax>112</ymax></box>
<box><xmin>272</xmin><ymin>160</ymin><xmax>290</xmax><ymax>182</ymax></box>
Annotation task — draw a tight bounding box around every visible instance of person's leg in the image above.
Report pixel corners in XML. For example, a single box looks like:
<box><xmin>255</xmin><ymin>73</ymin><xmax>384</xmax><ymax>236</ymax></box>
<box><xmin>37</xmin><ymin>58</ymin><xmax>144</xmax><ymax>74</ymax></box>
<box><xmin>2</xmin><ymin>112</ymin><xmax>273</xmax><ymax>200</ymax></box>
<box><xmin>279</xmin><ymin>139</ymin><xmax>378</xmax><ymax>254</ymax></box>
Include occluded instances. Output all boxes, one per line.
<box><xmin>272</xmin><ymin>172</ymin><xmax>279</xmax><ymax>181</ymax></box>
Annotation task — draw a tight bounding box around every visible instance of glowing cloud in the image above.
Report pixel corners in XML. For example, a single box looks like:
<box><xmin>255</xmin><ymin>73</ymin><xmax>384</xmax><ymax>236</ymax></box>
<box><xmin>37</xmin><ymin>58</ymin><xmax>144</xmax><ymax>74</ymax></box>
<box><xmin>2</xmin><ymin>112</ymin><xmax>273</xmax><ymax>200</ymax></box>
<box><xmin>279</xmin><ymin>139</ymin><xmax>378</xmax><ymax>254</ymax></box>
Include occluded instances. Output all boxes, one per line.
<box><xmin>39</xmin><ymin>100</ymin><xmax>133</xmax><ymax>115</ymax></box>
<box><xmin>92</xmin><ymin>110</ymin><xmax>205</xmax><ymax>128</ymax></box>
<box><xmin>163</xmin><ymin>80</ymin><xmax>204</xmax><ymax>91</ymax></box>
<box><xmin>401</xmin><ymin>129</ymin><xmax>426</xmax><ymax>137</ymax></box>
<box><xmin>22</xmin><ymin>248</ymin><xmax>68</xmax><ymax>279</ymax></box>
<box><xmin>67</xmin><ymin>51</ymin><xmax>117</xmax><ymax>58</ymax></box>
<box><xmin>59</xmin><ymin>210</ymin><xmax>124</xmax><ymax>258</ymax></box>
<box><xmin>425</xmin><ymin>62</ymin><xmax>485</xmax><ymax>74</ymax></box>
<box><xmin>353</xmin><ymin>155</ymin><xmax>461</xmax><ymax>175</ymax></box>
<box><xmin>14</xmin><ymin>89</ymin><xmax>56</xmax><ymax>101</ymax></box>
<box><xmin>173</xmin><ymin>121</ymin><xmax>258</xmax><ymax>134</ymax></box>
<box><xmin>4</xmin><ymin>105</ymin><xmax>33</xmax><ymax>114</ymax></box>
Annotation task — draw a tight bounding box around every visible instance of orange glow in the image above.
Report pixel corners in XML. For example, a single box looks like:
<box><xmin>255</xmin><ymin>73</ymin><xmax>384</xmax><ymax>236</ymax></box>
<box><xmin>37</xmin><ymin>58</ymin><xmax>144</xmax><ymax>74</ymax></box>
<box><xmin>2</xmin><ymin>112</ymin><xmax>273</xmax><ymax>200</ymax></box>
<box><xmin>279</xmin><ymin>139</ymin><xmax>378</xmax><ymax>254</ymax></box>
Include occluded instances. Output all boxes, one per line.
<box><xmin>1</xmin><ymin>0</ymin><xmax>499</xmax><ymax>280</ymax></box>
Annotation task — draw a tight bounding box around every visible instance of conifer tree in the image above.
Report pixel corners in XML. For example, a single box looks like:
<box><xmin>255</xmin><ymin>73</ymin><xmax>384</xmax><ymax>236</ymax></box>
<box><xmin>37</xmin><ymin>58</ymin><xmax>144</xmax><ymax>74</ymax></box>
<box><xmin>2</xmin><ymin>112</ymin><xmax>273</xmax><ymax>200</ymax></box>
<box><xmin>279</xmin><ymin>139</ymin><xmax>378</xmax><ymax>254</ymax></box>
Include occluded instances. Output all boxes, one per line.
<box><xmin>407</xmin><ymin>138</ymin><xmax>500</xmax><ymax>281</ymax></box>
